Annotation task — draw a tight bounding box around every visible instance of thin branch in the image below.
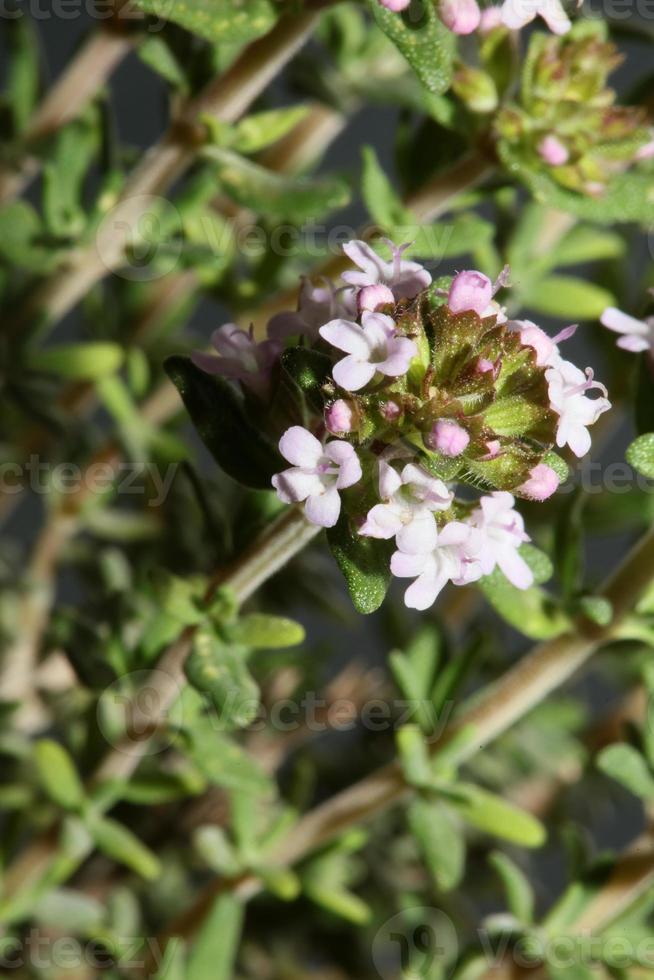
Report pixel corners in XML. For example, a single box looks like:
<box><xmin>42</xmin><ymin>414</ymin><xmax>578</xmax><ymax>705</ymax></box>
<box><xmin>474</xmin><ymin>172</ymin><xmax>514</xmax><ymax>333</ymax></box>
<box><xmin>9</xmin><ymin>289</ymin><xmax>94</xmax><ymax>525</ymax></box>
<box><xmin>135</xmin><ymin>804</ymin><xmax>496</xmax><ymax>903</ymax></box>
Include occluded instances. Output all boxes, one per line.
<box><xmin>11</xmin><ymin>12</ymin><xmax>320</xmax><ymax>335</ymax></box>
<box><xmin>155</xmin><ymin>525</ymin><xmax>654</xmax><ymax>948</ymax></box>
<box><xmin>0</xmin><ymin>1</ymin><xmax>138</xmax><ymax>205</ymax></box>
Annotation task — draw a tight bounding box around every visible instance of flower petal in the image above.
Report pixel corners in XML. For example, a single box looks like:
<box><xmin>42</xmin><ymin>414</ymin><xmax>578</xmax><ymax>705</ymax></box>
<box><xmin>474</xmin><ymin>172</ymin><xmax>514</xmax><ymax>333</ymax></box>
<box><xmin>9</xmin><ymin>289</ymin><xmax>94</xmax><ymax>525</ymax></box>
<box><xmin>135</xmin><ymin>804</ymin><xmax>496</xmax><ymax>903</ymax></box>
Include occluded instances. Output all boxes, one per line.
<box><xmin>272</xmin><ymin>468</ymin><xmax>323</xmax><ymax>504</ymax></box>
<box><xmin>404</xmin><ymin>570</ymin><xmax>447</xmax><ymax>610</ymax></box>
<box><xmin>601</xmin><ymin>307</ymin><xmax>650</xmax><ymax>338</ymax></box>
<box><xmin>360</xmin><ymin>504</ymin><xmax>404</xmax><ymax>539</ymax></box>
<box><xmin>305</xmin><ymin>487</ymin><xmax>341</xmax><ymax>527</ymax></box>
<box><xmin>332</xmin><ymin>355</ymin><xmax>376</xmax><ymax>392</ymax></box>
<box><xmin>279</xmin><ymin>426</ymin><xmax>323</xmax><ymax>467</ymax></box>
<box><xmin>320</xmin><ymin>318</ymin><xmax>370</xmax><ymax>357</ymax></box>
<box><xmin>497</xmin><ymin>546</ymin><xmax>534</xmax><ymax>590</ymax></box>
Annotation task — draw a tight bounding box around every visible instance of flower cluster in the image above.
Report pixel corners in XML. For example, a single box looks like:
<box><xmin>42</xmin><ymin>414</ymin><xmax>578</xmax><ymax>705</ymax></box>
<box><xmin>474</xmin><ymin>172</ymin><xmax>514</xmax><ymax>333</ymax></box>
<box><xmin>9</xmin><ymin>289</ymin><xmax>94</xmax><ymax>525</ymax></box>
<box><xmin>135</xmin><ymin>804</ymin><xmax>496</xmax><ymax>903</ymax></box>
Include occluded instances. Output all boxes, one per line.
<box><xmin>495</xmin><ymin>28</ymin><xmax>650</xmax><ymax>195</ymax></box>
<box><xmin>195</xmin><ymin>240</ymin><xmax>610</xmax><ymax>610</ymax></box>
<box><xmin>379</xmin><ymin>0</ymin><xmax>576</xmax><ymax>35</ymax></box>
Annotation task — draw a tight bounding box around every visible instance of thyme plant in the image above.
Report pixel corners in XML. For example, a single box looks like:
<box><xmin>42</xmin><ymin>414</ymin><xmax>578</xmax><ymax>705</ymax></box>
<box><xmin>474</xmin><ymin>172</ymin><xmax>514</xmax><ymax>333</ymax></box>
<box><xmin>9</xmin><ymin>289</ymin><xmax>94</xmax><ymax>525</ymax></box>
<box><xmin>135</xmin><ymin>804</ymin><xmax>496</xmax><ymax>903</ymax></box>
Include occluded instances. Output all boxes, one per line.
<box><xmin>1</xmin><ymin>1</ymin><xmax>654</xmax><ymax>978</ymax></box>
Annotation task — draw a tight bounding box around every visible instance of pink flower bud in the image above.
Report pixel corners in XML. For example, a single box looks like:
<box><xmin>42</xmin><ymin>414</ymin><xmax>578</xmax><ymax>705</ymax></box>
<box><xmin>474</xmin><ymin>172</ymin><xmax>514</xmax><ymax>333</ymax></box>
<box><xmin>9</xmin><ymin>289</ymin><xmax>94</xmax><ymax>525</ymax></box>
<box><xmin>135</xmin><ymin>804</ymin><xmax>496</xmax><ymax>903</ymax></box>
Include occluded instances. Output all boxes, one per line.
<box><xmin>518</xmin><ymin>464</ymin><xmax>559</xmax><ymax>501</ymax></box>
<box><xmin>358</xmin><ymin>283</ymin><xmax>395</xmax><ymax>313</ymax></box>
<box><xmin>440</xmin><ymin>0</ymin><xmax>481</xmax><ymax>34</ymax></box>
<box><xmin>479</xmin><ymin>5</ymin><xmax>503</xmax><ymax>31</ymax></box>
<box><xmin>448</xmin><ymin>270</ymin><xmax>493</xmax><ymax>316</ymax></box>
<box><xmin>378</xmin><ymin>0</ymin><xmax>411</xmax><ymax>9</ymax></box>
<box><xmin>426</xmin><ymin>420</ymin><xmax>470</xmax><ymax>457</ymax></box>
<box><xmin>325</xmin><ymin>399</ymin><xmax>355</xmax><ymax>434</ymax></box>
<box><xmin>482</xmin><ymin>439</ymin><xmax>501</xmax><ymax>460</ymax></box>
<box><xmin>381</xmin><ymin>400</ymin><xmax>402</xmax><ymax>422</ymax></box>
<box><xmin>538</xmin><ymin>135</ymin><xmax>569</xmax><ymax>167</ymax></box>
<box><xmin>519</xmin><ymin>324</ymin><xmax>556</xmax><ymax>367</ymax></box>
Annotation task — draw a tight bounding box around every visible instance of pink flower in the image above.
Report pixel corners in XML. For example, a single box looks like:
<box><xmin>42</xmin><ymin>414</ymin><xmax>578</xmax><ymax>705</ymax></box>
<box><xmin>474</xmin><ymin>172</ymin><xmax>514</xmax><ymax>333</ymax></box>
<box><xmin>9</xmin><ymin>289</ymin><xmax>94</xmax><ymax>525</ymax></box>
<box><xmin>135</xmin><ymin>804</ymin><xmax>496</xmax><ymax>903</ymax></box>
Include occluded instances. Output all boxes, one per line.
<box><xmin>448</xmin><ymin>270</ymin><xmax>493</xmax><ymax>316</ymax></box>
<box><xmin>378</xmin><ymin>0</ymin><xmax>411</xmax><ymax>9</ymax></box>
<box><xmin>479</xmin><ymin>5</ymin><xmax>504</xmax><ymax>31</ymax></box>
<box><xmin>360</xmin><ymin>461</ymin><xmax>452</xmax><ymax>547</ymax></box>
<box><xmin>390</xmin><ymin>519</ymin><xmax>484</xmax><ymax>610</ymax></box>
<box><xmin>469</xmin><ymin>492</ymin><xmax>534</xmax><ymax>589</ymax></box>
<box><xmin>272</xmin><ymin>427</ymin><xmax>361</xmax><ymax>528</ymax></box>
<box><xmin>267</xmin><ymin>277</ymin><xmax>352</xmax><ymax>342</ymax></box>
<box><xmin>426</xmin><ymin>420</ymin><xmax>470</xmax><ymax>457</ymax></box>
<box><xmin>358</xmin><ymin>283</ymin><xmax>395</xmax><ymax>313</ymax></box>
<box><xmin>500</xmin><ymin>0</ymin><xmax>572</xmax><ymax>34</ymax></box>
<box><xmin>508</xmin><ymin>320</ymin><xmax>577</xmax><ymax>367</ymax></box>
<box><xmin>546</xmin><ymin>360</ymin><xmax>611</xmax><ymax>458</ymax></box>
<box><xmin>538</xmin><ymin>135</ymin><xmax>570</xmax><ymax>166</ymax></box>
<box><xmin>440</xmin><ymin>0</ymin><xmax>481</xmax><ymax>34</ymax></box>
<box><xmin>325</xmin><ymin>399</ymin><xmax>355</xmax><ymax>435</ymax></box>
<box><xmin>518</xmin><ymin>464</ymin><xmax>559</xmax><ymax>501</ymax></box>
<box><xmin>191</xmin><ymin>324</ymin><xmax>280</xmax><ymax>399</ymax></box>
<box><xmin>342</xmin><ymin>240</ymin><xmax>431</xmax><ymax>303</ymax></box>
<box><xmin>601</xmin><ymin>306</ymin><xmax>654</xmax><ymax>354</ymax></box>
<box><xmin>320</xmin><ymin>312</ymin><xmax>417</xmax><ymax>392</ymax></box>
<box><xmin>635</xmin><ymin>136</ymin><xmax>654</xmax><ymax>163</ymax></box>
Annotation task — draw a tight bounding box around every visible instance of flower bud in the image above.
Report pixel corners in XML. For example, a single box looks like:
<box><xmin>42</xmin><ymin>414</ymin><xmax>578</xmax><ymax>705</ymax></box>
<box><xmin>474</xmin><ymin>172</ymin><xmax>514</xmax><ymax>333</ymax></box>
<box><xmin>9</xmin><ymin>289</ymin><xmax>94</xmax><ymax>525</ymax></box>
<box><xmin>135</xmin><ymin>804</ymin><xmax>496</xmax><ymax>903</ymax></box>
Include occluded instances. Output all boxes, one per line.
<box><xmin>325</xmin><ymin>399</ymin><xmax>355</xmax><ymax>434</ymax></box>
<box><xmin>378</xmin><ymin>0</ymin><xmax>411</xmax><ymax>9</ymax></box>
<box><xmin>448</xmin><ymin>271</ymin><xmax>493</xmax><ymax>316</ymax></box>
<box><xmin>426</xmin><ymin>420</ymin><xmax>470</xmax><ymax>457</ymax></box>
<box><xmin>518</xmin><ymin>463</ymin><xmax>559</xmax><ymax>501</ymax></box>
<box><xmin>440</xmin><ymin>0</ymin><xmax>481</xmax><ymax>34</ymax></box>
<box><xmin>482</xmin><ymin>439</ymin><xmax>501</xmax><ymax>460</ymax></box>
<box><xmin>453</xmin><ymin>67</ymin><xmax>499</xmax><ymax>114</ymax></box>
<box><xmin>380</xmin><ymin>400</ymin><xmax>402</xmax><ymax>422</ymax></box>
<box><xmin>358</xmin><ymin>283</ymin><xmax>395</xmax><ymax>314</ymax></box>
<box><xmin>538</xmin><ymin>134</ymin><xmax>570</xmax><ymax>166</ymax></box>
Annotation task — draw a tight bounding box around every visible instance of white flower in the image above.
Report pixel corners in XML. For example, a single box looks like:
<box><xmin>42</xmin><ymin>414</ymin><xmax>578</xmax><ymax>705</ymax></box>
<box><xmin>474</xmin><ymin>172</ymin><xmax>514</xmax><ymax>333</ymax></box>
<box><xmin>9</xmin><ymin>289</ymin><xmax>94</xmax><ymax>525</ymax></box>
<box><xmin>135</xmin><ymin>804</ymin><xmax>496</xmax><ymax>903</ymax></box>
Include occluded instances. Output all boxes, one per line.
<box><xmin>319</xmin><ymin>311</ymin><xmax>417</xmax><ymax>392</ymax></box>
<box><xmin>360</xmin><ymin>461</ymin><xmax>453</xmax><ymax>547</ymax></box>
<box><xmin>546</xmin><ymin>360</ymin><xmax>611</xmax><ymax>458</ymax></box>
<box><xmin>506</xmin><ymin>319</ymin><xmax>577</xmax><ymax>367</ymax></box>
<box><xmin>272</xmin><ymin>426</ymin><xmax>362</xmax><ymax>528</ymax></box>
<box><xmin>601</xmin><ymin>305</ymin><xmax>654</xmax><ymax>355</ymax></box>
<box><xmin>266</xmin><ymin>277</ymin><xmax>353</xmax><ymax>341</ymax></box>
<box><xmin>342</xmin><ymin>240</ymin><xmax>432</xmax><ymax>302</ymax></box>
<box><xmin>500</xmin><ymin>0</ymin><xmax>572</xmax><ymax>34</ymax></box>
<box><xmin>469</xmin><ymin>492</ymin><xmax>534</xmax><ymax>589</ymax></box>
<box><xmin>390</xmin><ymin>519</ymin><xmax>484</xmax><ymax>610</ymax></box>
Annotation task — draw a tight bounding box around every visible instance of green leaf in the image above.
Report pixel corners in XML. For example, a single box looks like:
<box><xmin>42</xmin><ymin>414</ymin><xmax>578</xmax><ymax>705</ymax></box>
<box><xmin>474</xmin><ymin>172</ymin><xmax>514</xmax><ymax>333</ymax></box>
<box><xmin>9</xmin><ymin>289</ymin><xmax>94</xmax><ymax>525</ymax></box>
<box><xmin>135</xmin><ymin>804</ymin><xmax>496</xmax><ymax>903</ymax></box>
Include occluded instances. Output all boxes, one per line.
<box><xmin>230</xmin><ymin>106</ymin><xmax>311</xmax><ymax>154</ymax></box>
<box><xmin>165</xmin><ymin>355</ymin><xmax>282</xmax><ymax>490</ymax></box>
<box><xmin>0</xmin><ymin>200</ymin><xmax>55</xmax><ymax>272</ymax></box>
<box><xmin>407</xmin><ymin>797</ymin><xmax>465</xmax><ymax>891</ymax></box>
<box><xmin>361</xmin><ymin>145</ymin><xmax>412</xmax><ymax>230</ymax></box>
<box><xmin>397</xmin><ymin>725</ymin><xmax>433</xmax><ymax>788</ymax></box>
<box><xmin>452</xmin><ymin>784</ymin><xmax>547</xmax><ymax>847</ymax></box>
<box><xmin>32</xmin><ymin>889</ymin><xmax>104</xmax><ymax>931</ymax></box>
<box><xmin>367</xmin><ymin>0</ymin><xmax>455</xmax><ymax>95</ymax></box>
<box><xmin>327</xmin><ymin>512</ymin><xmax>393</xmax><ymax>614</ymax></box>
<box><xmin>523</xmin><ymin>275</ymin><xmax>615</xmax><ymax>321</ymax></box>
<box><xmin>184</xmin><ymin>718</ymin><xmax>273</xmax><ymax>794</ymax></box>
<box><xmin>194</xmin><ymin>825</ymin><xmax>242</xmax><ymax>876</ymax></box>
<box><xmin>626</xmin><ymin>433</ymin><xmax>654</xmax><ymax>480</ymax></box>
<box><xmin>478</xmin><ymin>546</ymin><xmax>570</xmax><ymax>640</ymax></box>
<box><xmin>25</xmin><ymin>342</ymin><xmax>124</xmax><ymax>380</ymax></box>
<box><xmin>553</xmin><ymin>225</ymin><xmax>625</xmax><ymax>266</ymax></box>
<box><xmin>187</xmin><ymin>894</ymin><xmax>244</xmax><ymax>980</ymax></box>
<box><xmin>597</xmin><ymin>744</ymin><xmax>654</xmax><ymax>800</ymax></box>
<box><xmin>154</xmin><ymin>941</ymin><xmax>187</xmax><ymax>980</ymax></box>
<box><xmin>138</xmin><ymin>36</ymin><xmax>188</xmax><ymax>90</ymax></box>
<box><xmin>203</xmin><ymin>147</ymin><xmax>351</xmax><ymax>222</ymax></box>
<box><xmin>280</xmin><ymin>347</ymin><xmax>333</xmax><ymax>415</ymax></box>
<box><xmin>34</xmin><ymin>740</ymin><xmax>85</xmax><ymax>812</ymax></box>
<box><xmin>7</xmin><ymin>19</ymin><xmax>40</xmax><ymax>134</ymax></box>
<box><xmin>577</xmin><ymin>596</ymin><xmax>613</xmax><ymax>626</ymax></box>
<box><xmin>488</xmin><ymin>851</ymin><xmax>535</xmax><ymax>925</ymax></box>
<box><xmin>390</xmin><ymin>627</ymin><xmax>441</xmax><ymax>731</ymax></box>
<box><xmin>87</xmin><ymin>816</ymin><xmax>161</xmax><ymax>880</ymax></box>
<box><xmin>132</xmin><ymin>0</ymin><xmax>277</xmax><ymax>44</ymax></box>
<box><xmin>42</xmin><ymin>113</ymin><xmax>99</xmax><ymax>237</ymax></box>
<box><xmin>185</xmin><ymin>628</ymin><xmax>260</xmax><ymax>729</ymax></box>
<box><xmin>228</xmin><ymin>614</ymin><xmax>305</xmax><ymax>649</ymax></box>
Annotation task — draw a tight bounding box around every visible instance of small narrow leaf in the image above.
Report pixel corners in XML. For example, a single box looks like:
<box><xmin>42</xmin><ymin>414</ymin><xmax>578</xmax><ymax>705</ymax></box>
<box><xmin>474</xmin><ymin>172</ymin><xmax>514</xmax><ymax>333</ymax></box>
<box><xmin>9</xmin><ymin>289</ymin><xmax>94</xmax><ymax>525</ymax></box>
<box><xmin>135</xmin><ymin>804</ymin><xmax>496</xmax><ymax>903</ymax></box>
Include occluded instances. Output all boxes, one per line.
<box><xmin>597</xmin><ymin>744</ymin><xmax>654</xmax><ymax>800</ymax></box>
<box><xmin>187</xmin><ymin>894</ymin><xmax>244</xmax><ymax>980</ymax></box>
<box><xmin>452</xmin><ymin>784</ymin><xmax>547</xmax><ymax>847</ymax></box>
<box><xmin>228</xmin><ymin>614</ymin><xmax>305</xmax><ymax>649</ymax></box>
<box><xmin>327</xmin><ymin>513</ymin><xmax>393</xmax><ymax>614</ymax></box>
<box><xmin>88</xmin><ymin>816</ymin><xmax>161</xmax><ymax>880</ymax></box>
<box><xmin>407</xmin><ymin>797</ymin><xmax>465</xmax><ymax>891</ymax></box>
<box><xmin>367</xmin><ymin>0</ymin><xmax>455</xmax><ymax>95</ymax></box>
<box><xmin>626</xmin><ymin>433</ymin><xmax>654</xmax><ymax>480</ymax></box>
<box><xmin>185</xmin><ymin>628</ymin><xmax>260</xmax><ymax>730</ymax></box>
<box><xmin>34</xmin><ymin>740</ymin><xmax>85</xmax><ymax>812</ymax></box>
<box><xmin>488</xmin><ymin>851</ymin><xmax>535</xmax><ymax>925</ymax></box>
